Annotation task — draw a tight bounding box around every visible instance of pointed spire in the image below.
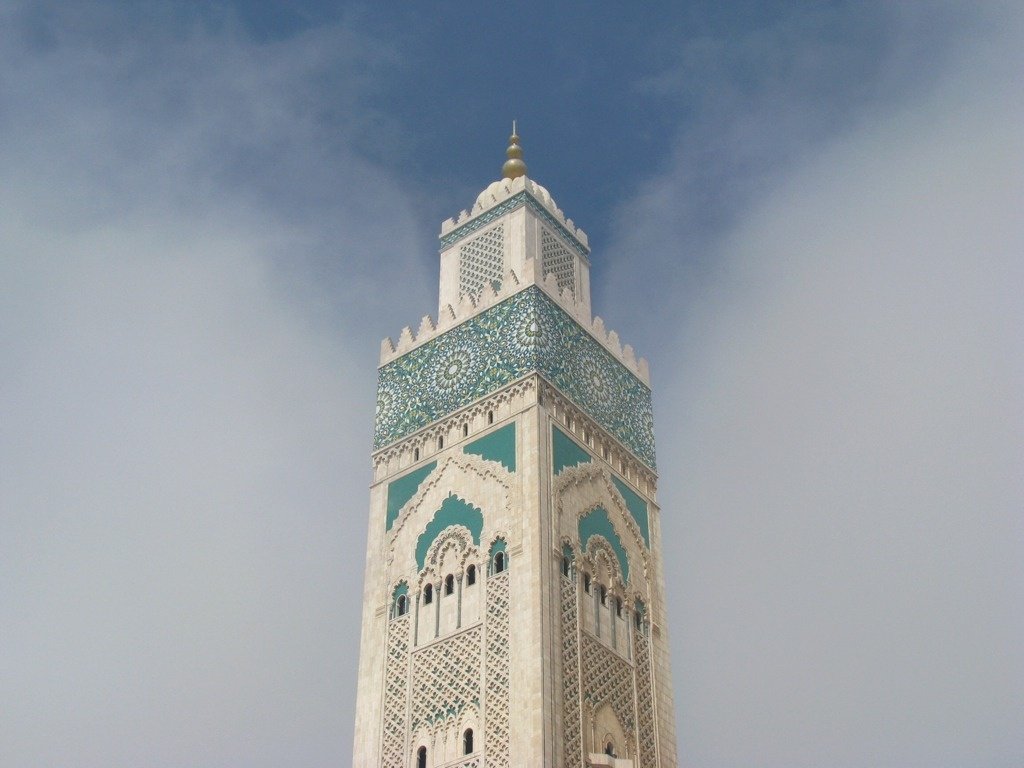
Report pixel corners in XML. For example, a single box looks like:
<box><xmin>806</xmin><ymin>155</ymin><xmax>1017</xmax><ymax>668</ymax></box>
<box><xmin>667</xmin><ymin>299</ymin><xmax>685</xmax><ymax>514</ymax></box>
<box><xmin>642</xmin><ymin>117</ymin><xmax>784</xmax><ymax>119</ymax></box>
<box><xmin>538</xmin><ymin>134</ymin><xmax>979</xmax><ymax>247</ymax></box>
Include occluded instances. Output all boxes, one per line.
<box><xmin>502</xmin><ymin>121</ymin><xmax>528</xmax><ymax>180</ymax></box>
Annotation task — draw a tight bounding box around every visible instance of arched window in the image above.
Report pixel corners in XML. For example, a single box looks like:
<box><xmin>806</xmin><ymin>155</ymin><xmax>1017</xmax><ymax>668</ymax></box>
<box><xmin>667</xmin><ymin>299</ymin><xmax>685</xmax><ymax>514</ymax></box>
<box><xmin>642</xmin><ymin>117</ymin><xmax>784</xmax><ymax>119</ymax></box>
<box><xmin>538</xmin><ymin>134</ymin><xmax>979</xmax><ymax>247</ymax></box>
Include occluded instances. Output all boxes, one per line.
<box><xmin>444</xmin><ymin>574</ymin><xmax>455</xmax><ymax>596</ymax></box>
<box><xmin>561</xmin><ymin>543</ymin><xmax>573</xmax><ymax>578</ymax></box>
<box><xmin>489</xmin><ymin>539</ymin><xmax>507</xmax><ymax>575</ymax></box>
<box><xmin>605</xmin><ymin>741</ymin><xmax>616</xmax><ymax>757</ymax></box>
<box><xmin>583</xmin><ymin>573</ymin><xmax>591</xmax><ymax>594</ymax></box>
<box><xmin>414</xmin><ymin>447</ymin><xmax>420</xmax><ymax>461</ymax></box>
<box><xmin>615</xmin><ymin>597</ymin><xmax>623</xmax><ymax>618</ymax></box>
<box><xmin>437</xmin><ymin>436</ymin><xmax>444</xmax><ymax>450</ymax></box>
<box><xmin>463</xmin><ymin>423</ymin><xmax>469</xmax><ymax>437</ymax></box>
<box><xmin>466</xmin><ymin>565</ymin><xmax>476</xmax><ymax>586</ymax></box>
<box><xmin>392</xmin><ymin>583</ymin><xmax>409</xmax><ymax>619</ymax></box>
<box><xmin>463</xmin><ymin>728</ymin><xmax>474</xmax><ymax>754</ymax></box>
<box><xmin>487</xmin><ymin>410</ymin><xmax>494</xmax><ymax>425</ymax></box>
<box><xmin>417</xmin><ymin>746</ymin><xmax>427</xmax><ymax>768</ymax></box>
<box><xmin>600</xmin><ymin>585</ymin><xmax>607</xmax><ymax>606</ymax></box>
<box><xmin>423</xmin><ymin>584</ymin><xmax>433</xmax><ymax>605</ymax></box>
<box><xmin>561</xmin><ymin>555</ymin><xmax>571</xmax><ymax>577</ymax></box>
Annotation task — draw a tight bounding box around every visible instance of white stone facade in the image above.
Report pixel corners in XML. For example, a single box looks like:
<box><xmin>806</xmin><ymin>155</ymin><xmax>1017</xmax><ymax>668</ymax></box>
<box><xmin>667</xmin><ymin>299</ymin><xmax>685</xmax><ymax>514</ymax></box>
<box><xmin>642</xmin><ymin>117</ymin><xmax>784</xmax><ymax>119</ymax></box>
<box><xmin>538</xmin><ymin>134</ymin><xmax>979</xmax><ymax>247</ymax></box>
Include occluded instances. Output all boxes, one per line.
<box><xmin>353</xmin><ymin>170</ymin><xmax>677</xmax><ymax>767</ymax></box>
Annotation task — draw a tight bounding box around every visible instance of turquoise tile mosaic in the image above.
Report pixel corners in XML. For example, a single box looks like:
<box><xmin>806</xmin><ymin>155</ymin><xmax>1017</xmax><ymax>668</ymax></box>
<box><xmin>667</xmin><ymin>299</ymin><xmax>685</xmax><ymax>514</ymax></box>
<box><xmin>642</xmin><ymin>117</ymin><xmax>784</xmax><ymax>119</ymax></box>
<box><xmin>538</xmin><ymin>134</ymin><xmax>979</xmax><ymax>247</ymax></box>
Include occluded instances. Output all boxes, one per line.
<box><xmin>374</xmin><ymin>286</ymin><xmax>656</xmax><ymax>468</ymax></box>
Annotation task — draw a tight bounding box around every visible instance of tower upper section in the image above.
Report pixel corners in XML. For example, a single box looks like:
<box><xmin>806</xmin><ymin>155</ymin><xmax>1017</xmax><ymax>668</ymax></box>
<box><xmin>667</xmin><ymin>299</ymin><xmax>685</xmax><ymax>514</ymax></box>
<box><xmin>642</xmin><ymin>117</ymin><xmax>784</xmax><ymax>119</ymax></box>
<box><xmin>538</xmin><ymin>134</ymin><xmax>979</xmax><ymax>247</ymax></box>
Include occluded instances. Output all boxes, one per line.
<box><xmin>437</xmin><ymin>129</ymin><xmax>593</xmax><ymax>320</ymax></box>
<box><xmin>375</xmin><ymin>129</ymin><xmax>654</xmax><ymax>469</ymax></box>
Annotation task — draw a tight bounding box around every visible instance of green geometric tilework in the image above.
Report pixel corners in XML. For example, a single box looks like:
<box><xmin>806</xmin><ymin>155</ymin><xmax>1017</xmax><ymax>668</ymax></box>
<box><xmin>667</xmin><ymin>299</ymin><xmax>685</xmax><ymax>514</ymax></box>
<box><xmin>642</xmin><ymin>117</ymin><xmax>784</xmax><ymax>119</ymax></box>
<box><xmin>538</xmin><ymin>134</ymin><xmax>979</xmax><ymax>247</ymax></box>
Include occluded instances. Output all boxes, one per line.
<box><xmin>374</xmin><ymin>287</ymin><xmax>656</xmax><ymax>468</ymax></box>
<box><xmin>464</xmin><ymin>423</ymin><xmax>516</xmax><ymax>472</ymax></box>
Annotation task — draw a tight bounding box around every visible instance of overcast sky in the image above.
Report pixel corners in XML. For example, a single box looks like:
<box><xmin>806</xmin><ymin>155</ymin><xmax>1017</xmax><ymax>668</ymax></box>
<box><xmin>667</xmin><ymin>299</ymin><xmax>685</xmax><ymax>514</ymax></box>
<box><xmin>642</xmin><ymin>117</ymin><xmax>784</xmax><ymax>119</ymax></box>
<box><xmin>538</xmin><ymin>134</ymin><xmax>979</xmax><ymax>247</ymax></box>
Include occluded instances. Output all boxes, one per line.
<box><xmin>1</xmin><ymin>2</ymin><xmax>1021</xmax><ymax>767</ymax></box>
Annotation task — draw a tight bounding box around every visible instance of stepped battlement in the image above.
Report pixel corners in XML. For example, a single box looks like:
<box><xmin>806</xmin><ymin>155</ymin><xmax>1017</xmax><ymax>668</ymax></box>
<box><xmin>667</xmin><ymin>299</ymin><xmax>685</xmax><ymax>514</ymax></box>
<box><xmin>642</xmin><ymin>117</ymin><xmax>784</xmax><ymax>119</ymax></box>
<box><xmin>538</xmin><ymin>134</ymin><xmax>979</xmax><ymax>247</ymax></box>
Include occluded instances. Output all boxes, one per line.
<box><xmin>379</xmin><ymin>257</ymin><xmax>650</xmax><ymax>386</ymax></box>
<box><xmin>440</xmin><ymin>175</ymin><xmax>589</xmax><ymax>250</ymax></box>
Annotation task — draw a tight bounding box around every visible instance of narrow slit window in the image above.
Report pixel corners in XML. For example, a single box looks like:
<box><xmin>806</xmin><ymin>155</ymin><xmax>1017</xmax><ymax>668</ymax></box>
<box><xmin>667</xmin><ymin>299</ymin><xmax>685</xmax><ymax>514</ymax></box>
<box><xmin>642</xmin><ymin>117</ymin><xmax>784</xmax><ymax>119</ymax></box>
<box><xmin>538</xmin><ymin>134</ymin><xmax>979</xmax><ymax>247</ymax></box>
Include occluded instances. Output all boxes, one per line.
<box><xmin>463</xmin><ymin>728</ymin><xmax>474</xmax><ymax>755</ymax></box>
<box><xmin>417</xmin><ymin>746</ymin><xmax>427</xmax><ymax>768</ymax></box>
<box><xmin>583</xmin><ymin>574</ymin><xmax>591</xmax><ymax>594</ymax></box>
<box><xmin>444</xmin><ymin>574</ymin><xmax>454</xmax><ymax>595</ymax></box>
<box><xmin>423</xmin><ymin>584</ymin><xmax>433</xmax><ymax>605</ymax></box>
<box><xmin>466</xmin><ymin>565</ymin><xmax>476</xmax><ymax>585</ymax></box>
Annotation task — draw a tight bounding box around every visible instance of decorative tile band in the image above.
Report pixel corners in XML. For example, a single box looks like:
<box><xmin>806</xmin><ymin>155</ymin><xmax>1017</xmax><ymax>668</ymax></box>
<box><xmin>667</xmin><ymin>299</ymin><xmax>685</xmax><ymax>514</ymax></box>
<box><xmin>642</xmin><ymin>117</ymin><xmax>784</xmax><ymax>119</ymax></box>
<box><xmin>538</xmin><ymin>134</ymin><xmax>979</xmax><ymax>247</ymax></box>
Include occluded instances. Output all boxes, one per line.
<box><xmin>439</xmin><ymin>191</ymin><xmax>590</xmax><ymax>258</ymax></box>
<box><xmin>374</xmin><ymin>286</ymin><xmax>656</xmax><ymax>468</ymax></box>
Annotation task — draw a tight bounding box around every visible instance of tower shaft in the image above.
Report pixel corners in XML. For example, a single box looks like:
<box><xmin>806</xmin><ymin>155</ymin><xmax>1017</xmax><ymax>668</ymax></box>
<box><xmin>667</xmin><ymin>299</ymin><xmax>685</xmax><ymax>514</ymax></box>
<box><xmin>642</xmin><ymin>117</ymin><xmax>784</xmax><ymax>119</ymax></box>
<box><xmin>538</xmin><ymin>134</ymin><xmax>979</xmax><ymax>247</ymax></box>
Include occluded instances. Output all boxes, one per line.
<box><xmin>354</xmin><ymin>140</ymin><xmax>677</xmax><ymax>767</ymax></box>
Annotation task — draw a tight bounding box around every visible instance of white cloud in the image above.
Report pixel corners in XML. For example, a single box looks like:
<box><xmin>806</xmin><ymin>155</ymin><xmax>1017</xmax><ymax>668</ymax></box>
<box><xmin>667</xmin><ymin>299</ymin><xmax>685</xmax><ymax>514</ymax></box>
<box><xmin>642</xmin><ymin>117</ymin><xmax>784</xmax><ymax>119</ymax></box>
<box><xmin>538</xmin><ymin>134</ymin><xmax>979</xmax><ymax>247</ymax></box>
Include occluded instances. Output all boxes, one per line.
<box><xmin>650</xmin><ymin>5</ymin><xmax>1024</xmax><ymax>767</ymax></box>
<box><xmin>3</xmin><ymin>3</ymin><xmax>1021</xmax><ymax>766</ymax></box>
<box><xmin>0</xmin><ymin>7</ymin><xmax>423</xmax><ymax>765</ymax></box>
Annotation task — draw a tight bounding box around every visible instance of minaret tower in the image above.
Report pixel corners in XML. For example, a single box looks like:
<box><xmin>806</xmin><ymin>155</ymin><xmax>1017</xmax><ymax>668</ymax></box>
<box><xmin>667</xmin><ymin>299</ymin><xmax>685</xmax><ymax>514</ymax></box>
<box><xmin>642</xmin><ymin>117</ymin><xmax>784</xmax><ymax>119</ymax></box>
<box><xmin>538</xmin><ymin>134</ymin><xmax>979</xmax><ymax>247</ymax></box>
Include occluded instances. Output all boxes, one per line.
<box><xmin>354</xmin><ymin>129</ymin><xmax>678</xmax><ymax>767</ymax></box>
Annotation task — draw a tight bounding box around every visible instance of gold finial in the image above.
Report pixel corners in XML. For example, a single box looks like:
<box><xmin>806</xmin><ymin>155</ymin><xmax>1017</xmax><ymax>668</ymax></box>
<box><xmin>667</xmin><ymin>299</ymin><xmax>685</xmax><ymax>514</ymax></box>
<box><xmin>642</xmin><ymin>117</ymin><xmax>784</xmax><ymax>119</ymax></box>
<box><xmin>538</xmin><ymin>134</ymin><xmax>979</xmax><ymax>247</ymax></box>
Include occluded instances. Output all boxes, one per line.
<box><xmin>502</xmin><ymin>120</ymin><xmax>527</xmax><ymax>179</ymax></box>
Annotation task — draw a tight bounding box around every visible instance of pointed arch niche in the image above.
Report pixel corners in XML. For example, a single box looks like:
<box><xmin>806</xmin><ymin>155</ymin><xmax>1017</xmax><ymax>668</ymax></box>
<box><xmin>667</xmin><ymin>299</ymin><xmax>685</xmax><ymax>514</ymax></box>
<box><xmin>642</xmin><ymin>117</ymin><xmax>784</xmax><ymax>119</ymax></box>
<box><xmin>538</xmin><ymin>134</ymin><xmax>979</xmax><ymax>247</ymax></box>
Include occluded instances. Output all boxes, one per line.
<box><xmin>554</xmin><ymin>464</ymin><xmax>649</xmax><ymax>592</ymax></box>
<box><xmin>387</xmin><ymin>453</ymin><xmax>513</xmax><ymax>578</ymax></box>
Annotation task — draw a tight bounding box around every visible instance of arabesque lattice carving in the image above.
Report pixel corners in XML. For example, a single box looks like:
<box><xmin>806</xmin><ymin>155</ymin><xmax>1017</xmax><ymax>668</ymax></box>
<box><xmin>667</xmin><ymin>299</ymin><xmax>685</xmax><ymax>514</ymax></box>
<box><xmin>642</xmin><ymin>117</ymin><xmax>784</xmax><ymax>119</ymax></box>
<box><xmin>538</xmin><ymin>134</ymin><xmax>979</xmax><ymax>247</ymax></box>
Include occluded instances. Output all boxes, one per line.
<box><xmin>634</xmin><ymin>627</ymin><xmax>658</xmax><ymax>768</ymax></box>
<box><xmin>581</xmin><ymin>631</ymin><xmax>635</xmax><ymax>737</ymax></box>
<box><xmin>410</xmin><ymin>626</ymin><xmax>482</xmax><ymax>731</ymax></box>
<box><xmin>381</xmin><ymin>615</ymin><xmax>410</xmax><ymax>767</ymax></box>
<box><xmin>459</xmin><ymin>223</ymin><xmax>505</xmax><ymax>298</ymax></box>
<box><xmin>561</xmin><ymin>572</ymin><xmax>583</xmax><ymax>767</ymax></box>
<box><xmin>484</xmin><ymin>570</ymin><xmax>511</xmax><ymax>767</ymax></box>
<box><xmin>541</xmin><ymin>227</ymin><xmax>576</xmax><ymax>296</ymax></box>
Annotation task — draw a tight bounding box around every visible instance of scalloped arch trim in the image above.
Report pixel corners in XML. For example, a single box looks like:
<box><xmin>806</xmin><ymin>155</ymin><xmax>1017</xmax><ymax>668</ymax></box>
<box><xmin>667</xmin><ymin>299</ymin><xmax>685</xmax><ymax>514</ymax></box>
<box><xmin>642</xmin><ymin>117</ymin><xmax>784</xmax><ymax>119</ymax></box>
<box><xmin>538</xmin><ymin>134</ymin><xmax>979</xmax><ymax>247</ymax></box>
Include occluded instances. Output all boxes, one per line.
<box><xmin>552</xmin><ymin>425</ymin><xmax>591</xmax><ymax>475</ymax></box>
<box><xmin>416</xmin><ymin>495</ymin><xmax>484</xmax><ymax>570</ymax></box>
<box><xmin>611</xmin><ymin>476</ymin><xmax>649</xmax><ymax>547</ymax></box>
<box><xmin>578</xmin><ymin>506</ymin><xmax>629</xmax><ymax>583</ymax></box>
<box><xmin>386</xmin><ymin>461</ymin><xmax>437</xmax><ymax>531</ymax></box>
<box><xmin>464</xmin><ymin>423</ymin><xmax>516</xmax><ymax>471</ymax></box>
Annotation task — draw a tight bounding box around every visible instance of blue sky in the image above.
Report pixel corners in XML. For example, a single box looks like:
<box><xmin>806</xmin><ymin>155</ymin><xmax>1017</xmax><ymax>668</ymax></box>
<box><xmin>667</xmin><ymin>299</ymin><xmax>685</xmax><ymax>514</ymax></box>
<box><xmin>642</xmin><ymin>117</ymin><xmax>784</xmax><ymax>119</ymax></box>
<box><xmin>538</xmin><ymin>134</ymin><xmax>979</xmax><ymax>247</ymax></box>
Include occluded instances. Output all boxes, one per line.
<box><xmin>1</xmin><ymin>2</ymin><xmax>1022</xmax><ymax>767</ymax></box>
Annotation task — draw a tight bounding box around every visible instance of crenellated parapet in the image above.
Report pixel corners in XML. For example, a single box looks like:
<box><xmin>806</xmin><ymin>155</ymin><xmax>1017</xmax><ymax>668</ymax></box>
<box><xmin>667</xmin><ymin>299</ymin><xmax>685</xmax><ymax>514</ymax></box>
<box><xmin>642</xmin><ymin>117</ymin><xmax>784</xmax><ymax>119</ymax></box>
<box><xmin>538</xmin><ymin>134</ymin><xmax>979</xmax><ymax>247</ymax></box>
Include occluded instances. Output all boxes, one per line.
<box><xmin>440</xmin><ymin>175</ymin><xmax>589</xmax><ymax>253</ymax></box>
<box><xmin>375</xmin><ymin>283</ymin><xmax>656</xmax><ymax>469</ymax></box>
<box><xmin>379</xmin><ymin>259</ymin><xmax>650</xmax><ymax>385</ymax></box>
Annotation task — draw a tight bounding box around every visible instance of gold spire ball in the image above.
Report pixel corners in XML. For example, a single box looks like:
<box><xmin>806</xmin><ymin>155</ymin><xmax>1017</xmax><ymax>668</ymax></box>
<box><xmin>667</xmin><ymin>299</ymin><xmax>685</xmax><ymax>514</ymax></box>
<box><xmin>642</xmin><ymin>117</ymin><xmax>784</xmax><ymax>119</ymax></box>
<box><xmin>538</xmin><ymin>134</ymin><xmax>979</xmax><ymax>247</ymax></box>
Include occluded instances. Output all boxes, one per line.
<box><xmin>501</xmin><ymin>120</ymin><xmax>528</xmax><ymax>180</ymax></box>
